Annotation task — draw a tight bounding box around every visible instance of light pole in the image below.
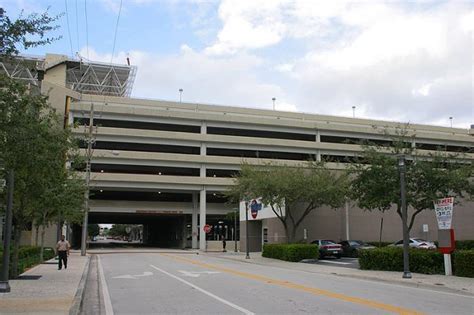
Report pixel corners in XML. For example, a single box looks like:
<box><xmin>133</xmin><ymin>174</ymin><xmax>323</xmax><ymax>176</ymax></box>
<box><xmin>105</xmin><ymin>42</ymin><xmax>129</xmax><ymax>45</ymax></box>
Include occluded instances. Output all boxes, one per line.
<box><xmin>179</xmin><ymin>88</ymin><xmax>183</xmax><ymax>103</ymax></box>
<box><xmin>272</xmin><ymin>97</ymin><xmax>276</xmax><ymax>111</ymax></box>
<box><xmin>245</xmin><ymin>201</ymin><xmax>250</xmax><ymax>259</ymax></box>
<box><xmin>0</xmin><ymin>170</ymin><xmax>14</xmax><ymax>293</ymax></box>
<box><xmin>81</xmin><ymin>103</ymin><xmax>94</xmax><ymax>256</ymax></box>
<box><xmin>449</xmin><ymin>117</ymin><xmax>453</xmax><ymax>128</ymax></box>
<box><xmin>233</xmin><ymin>208</ymin><xmax>238</xmax><ymax>252</ymax></box>
<box><xmin>398</xmin><ymin>155</ymin><xmax>412</xmax><ymax>279</ymax></box>
<box><xmin>352</xmin><ymin>106</ymin><xmax>356</xmax><ymax>118</ymax></box>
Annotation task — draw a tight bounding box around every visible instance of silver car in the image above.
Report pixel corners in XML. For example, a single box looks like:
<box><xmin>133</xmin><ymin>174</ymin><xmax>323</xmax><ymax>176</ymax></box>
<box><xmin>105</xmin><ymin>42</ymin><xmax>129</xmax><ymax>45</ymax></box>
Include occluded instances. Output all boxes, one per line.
<box><xmin>390</xmin><ymin>238</ymin><xmax>437</xmax><ymax>249</ymax></box>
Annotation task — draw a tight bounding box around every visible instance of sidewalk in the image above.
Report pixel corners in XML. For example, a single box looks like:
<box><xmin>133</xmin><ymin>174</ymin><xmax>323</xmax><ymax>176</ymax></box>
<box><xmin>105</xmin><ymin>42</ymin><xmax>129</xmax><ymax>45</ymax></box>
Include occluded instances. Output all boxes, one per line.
<box><xmin>0</xmin><ymin>251</ymin><xmax>89</xmax><ymax>315</ymax></box>
<box><xmin>206</xmin><ymin>252</ymin><xmax>474</xmax><ymax>296</ymax></box>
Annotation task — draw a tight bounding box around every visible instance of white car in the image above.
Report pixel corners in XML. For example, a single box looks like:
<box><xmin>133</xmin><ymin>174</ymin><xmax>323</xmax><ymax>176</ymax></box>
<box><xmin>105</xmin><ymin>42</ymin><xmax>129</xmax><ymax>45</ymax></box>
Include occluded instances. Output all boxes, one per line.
<box><xmin>390</xmin><ymin>238</ymin><xmax>437</xmax><ymax>249</ymax></box>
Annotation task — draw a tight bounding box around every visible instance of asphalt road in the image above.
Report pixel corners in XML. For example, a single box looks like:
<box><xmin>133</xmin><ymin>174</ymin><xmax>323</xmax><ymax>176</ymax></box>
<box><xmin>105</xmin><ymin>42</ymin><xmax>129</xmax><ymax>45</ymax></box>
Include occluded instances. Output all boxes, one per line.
<box><xmin>308</xmin><ymin>257</ymin><xmax>360</xmax><ymax>269</ymax></box>
<box><xmin>94</xmin><ymin>253</ymin><xmax>473</xmax><ymax>315</ymax></box>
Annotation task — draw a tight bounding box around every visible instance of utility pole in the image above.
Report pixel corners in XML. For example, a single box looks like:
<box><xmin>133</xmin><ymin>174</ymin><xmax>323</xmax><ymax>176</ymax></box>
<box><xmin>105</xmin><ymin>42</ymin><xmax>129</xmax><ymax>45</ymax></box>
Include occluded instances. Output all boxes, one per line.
<box><xmin>245</xmin><ymin>201</ymin><xmax>250</xmax><ymax>259</ymax></box>
<box><xmin>234</xmin><ymin>209</ymin><xmax>238</xmax><ymax>252</ymax></box>
<box><xmin>0</xmin><ymin>170</ymin><xmax>14</xmax><ymax>292</ymax></box>
<box><xmin>399</xmin><ymin>155</ymin><xmax>412</xmax><ymax>279</ymax></box>
<box><xmin>81</xmin><ymin>103</ymin><xmax>94</xmax><ymax>256</ymax></box>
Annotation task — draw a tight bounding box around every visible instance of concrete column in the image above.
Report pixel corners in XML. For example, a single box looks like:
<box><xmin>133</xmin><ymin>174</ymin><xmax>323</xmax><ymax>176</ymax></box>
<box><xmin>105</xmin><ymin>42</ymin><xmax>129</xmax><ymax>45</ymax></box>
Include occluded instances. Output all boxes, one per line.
<box><xmin>315</xmin><ymin>130</ymin><xmax>321</xmax><ymax>161</ymax></box>
<box><xmin>181</xmin><ymin>216</ymin><xmax>187</xmax><ymax>249</ymax></box>
<box><xmin>199</xmin><ymin>189</ymin><xmax>207</xmax><ymax>251</ymax></box>
<box><xmin>192</xmin><ymin>193</ymin><xmax>198</xmax><ymax>249</ymax></box>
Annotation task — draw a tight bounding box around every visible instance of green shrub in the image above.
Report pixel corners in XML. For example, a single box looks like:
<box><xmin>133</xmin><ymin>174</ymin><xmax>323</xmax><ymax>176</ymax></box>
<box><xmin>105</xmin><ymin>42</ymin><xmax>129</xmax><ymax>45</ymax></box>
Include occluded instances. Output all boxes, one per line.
<box><xmin>263</xmin><ymin>244</ymin><xmax>319</xmax><ymax>262</ymax></box>
<box><xmin>359</xmin><ymin>247</ymin><xmax>444</xmax><ymax>274</ymax></box>
<box><xmin>453</xmin><ymin>250</ymin><xmax>474</xmax><ymax>278</ymax></box>
<box><xmin>455</xmin><ymin>240</ymin><xmax>474</xmax><ymax>250</ymax></box>
<box><xmin>0</xmin><ymin>246</ymin><xmax>56</xmax><ymax>278</ymax></box>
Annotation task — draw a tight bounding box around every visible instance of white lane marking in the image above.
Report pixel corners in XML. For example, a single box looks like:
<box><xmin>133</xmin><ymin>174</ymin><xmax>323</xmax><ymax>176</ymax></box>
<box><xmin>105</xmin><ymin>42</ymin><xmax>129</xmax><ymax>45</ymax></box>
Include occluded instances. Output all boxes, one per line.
<box><xmin>178</xmin><ymin>270</ymin><xmax>221</xmax><ymax>277</ymax></box>
<box><xmin>112</xmin><ymin>274</ymin><xmax>137</xmax><ymax>279</ymax></box>
<box><xmin>150</xmin><ymin>264</ymin><xmax>254</xmax><ymax>315</ymax></box>
<box><xmin>134</xmin><ymin>271</ymin><xmax>153</xmax><ymax>277</ymax></box>
<box><xmin>98</xmin><ymin>256</ymin><xmax>115</xmax><ymax>315</ymax></box>
<box><xmin>319</xmin><ymin>260</ymin><xmax>352</xmax><ymax>265</ymax></box>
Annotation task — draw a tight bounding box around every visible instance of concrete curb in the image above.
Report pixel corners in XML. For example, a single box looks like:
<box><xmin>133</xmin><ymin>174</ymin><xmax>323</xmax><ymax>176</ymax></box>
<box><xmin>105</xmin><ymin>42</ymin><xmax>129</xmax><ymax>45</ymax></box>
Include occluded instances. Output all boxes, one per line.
<box><xmin>69</xmin><ymin>255</ymin><xmax>91</xmax><ymax>315</ymax></box>
<box><xmin>209</xmin><ymin>254</ymin><xmax>474</xmax><ymax>297</ymax></box>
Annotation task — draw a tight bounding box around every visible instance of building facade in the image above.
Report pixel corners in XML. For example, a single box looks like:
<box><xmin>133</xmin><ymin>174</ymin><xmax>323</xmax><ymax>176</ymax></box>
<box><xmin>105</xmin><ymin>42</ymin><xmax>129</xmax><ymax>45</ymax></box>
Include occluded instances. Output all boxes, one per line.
<box><xmin>4</xmin><ymin>54</ymin><xmax>473</xmax><ymax>251</ymax></box>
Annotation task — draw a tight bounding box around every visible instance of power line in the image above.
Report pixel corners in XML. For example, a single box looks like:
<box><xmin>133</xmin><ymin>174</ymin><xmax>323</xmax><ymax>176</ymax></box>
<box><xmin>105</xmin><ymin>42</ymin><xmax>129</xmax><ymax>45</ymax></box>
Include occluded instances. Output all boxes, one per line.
<box><xmin>75</xmin><ymin>0</ymin><xmax>80</xmax><ymax>54</ymax></box>
<box><xmin>84</xmin><ymin>0</ymin><xmax>89</xmax><ymax>60</ymax></box>
<box><xmin>64</xmin><ymin>0</ymin><xmax>74</xmax><ymax>57</ymax></box>
<box><xmin>110</xmin><ymin>0</ymin><xmax>123</xmax><ymax>64</ymax></box>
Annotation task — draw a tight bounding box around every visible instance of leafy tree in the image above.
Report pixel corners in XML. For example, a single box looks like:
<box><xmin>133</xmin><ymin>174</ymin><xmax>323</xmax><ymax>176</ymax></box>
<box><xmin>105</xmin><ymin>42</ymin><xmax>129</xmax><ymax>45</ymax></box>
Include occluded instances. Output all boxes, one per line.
<box><xmin>0</xmin><ymin>8</ymin><xmax>76</xmax><ymax>275</ymax></box>
<box><xmin>88</xmin><ymin>224</ymin><xmax>100</xmax><ymax>238</ymax></box>
<box><xmin>350</xmin><ymin>125</ymin><xmax>473</xmax><ymax>233</ymax></box>
<box><xmin>108</xmin><ymin>224</ymin><xmax>129</xmax><ymax>238</ymax></box>
<box><xmin>227</xmin><ymin>162</ymin><xmax>349</xmax><ymax>243</ymax></box>
<box><xmin>0</xmin><ymin>8</ymin><xmax>61</xmax><ymax>57</ymax></box>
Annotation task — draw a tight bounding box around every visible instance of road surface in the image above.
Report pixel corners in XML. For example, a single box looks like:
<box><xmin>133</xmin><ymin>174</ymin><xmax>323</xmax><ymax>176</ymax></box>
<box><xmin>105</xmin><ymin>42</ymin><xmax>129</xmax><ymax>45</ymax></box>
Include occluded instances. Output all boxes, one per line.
<box><xmin>84</xmin><ymin>252</ymin><xmax>473</xmax><ymax>314</ymax></box>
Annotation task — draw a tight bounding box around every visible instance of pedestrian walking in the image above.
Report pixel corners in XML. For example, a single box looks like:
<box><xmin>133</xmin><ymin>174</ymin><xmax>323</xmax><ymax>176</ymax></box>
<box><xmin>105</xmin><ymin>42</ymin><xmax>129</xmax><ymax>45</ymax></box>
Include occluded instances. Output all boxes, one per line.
<box><xmin>222</xmin><ymin>238</ymin><xmax>227</xmax><ymax>252</ymax></box>
<box><xmin>56</xmin><ymin>235</ymin><xmax>70</xmax><ymax>270</ymax></box>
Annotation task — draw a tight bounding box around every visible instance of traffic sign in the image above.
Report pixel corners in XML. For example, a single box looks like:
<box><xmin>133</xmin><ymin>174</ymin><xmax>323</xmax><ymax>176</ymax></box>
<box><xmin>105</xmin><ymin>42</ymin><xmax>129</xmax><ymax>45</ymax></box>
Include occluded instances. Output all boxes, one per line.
<box><xmin>203</xmin><ymin>224</ymin><xmax>212</xmax><ymax>234</ymax></box>
<box><xmin>434</xmin><ymin>197</ymin><xmax>454</xmax><ymax>229</ymax></box>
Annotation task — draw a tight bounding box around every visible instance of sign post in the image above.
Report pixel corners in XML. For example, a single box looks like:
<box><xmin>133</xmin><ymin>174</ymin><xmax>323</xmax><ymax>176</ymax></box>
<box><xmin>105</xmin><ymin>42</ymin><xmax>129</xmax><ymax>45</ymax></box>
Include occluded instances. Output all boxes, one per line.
<box><xmin>434</xmin><ymin>197</ymin><xmax>455</xmax><ymax>276</ymax></box>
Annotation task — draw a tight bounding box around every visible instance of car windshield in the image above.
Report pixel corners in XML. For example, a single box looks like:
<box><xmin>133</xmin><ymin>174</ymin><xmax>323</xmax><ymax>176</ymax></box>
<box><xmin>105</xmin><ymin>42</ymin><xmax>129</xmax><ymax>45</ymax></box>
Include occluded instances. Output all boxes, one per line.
<box><xmin>321</xmin><ymin>240</ymin><xmax>337</xmax><ymax>245</ymax></box>
<box><xmin>413</xmin><ymin>239</ymin><xmax>427</xmax><ymax>243</ymax></box>
<box><xmin>349</xmin><ymin>240</ymin><xmax>367</xmax><ymax>246</ymax></box>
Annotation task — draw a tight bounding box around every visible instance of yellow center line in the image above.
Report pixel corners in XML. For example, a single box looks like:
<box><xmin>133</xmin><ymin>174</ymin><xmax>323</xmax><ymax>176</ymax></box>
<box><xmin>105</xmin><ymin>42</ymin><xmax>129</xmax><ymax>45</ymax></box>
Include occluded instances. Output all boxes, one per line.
<box><xmin>161</xmin><ymin>253</ymin><xmax>424</xmax><ymax>315</ymax></box>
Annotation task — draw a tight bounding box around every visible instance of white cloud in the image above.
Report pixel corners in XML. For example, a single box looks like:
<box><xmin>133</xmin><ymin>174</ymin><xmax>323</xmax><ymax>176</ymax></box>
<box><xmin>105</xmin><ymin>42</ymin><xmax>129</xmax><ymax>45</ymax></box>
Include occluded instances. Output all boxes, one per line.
<box><xmin>81</xmin><ymin>46</ymin><xmax>288</xmax><ymax>111</ymax></box>
<box><xmin>412</xmin><ymin>83</ymin><xmax>432</xmax><ymax>97</ymax></box>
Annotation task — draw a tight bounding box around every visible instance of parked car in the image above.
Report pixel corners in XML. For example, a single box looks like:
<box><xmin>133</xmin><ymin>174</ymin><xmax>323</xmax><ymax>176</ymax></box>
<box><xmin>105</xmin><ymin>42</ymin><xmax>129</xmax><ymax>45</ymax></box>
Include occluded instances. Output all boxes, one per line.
<box><xmin>311</xmin><ymin>239</ymin><xmax>343</xmax><ymax>258</ymax></box>
<box><xmin>389</xmin><ymin>238</ymin><xmax>437</xmax><ymax>249</ymax></box>
<box><xmin>339</xmin><ymin>240</ymin><xmax>376</xmax><ymax>257</ymax></box>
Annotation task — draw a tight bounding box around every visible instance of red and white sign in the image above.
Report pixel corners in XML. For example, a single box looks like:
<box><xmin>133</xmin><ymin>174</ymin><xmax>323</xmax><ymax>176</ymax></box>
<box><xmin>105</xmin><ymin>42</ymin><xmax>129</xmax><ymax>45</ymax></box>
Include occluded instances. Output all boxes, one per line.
<box><xmin>434</xmin><ymin>197</ymin><xmax>454</xmax><ymax>230</ymax></box>
<box><xmin>203</xmin><ymin>224</ymin><xmax>212</xmax><ymax>234</ymax></box>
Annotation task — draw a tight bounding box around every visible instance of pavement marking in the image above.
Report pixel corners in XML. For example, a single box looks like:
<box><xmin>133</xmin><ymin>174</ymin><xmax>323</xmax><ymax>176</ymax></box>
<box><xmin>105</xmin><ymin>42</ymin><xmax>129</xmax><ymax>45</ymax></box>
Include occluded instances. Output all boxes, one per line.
<box><xmin>178</xmin><ymin>270</ymin><xmax>221</xmax><ymax>277</ymax></box>
<box><xmin>162</xmin><ymin>254</ymin><xmax>423</xmax><ymax>315</ymax></box>
<box><xmin>98</xmin><ymin>256</ymin><xmax>115</xmax><ymax>315</ymax></box>
<box><xmin>112</xmin><ymin>274</ymin><xmax>137</xmax><ymax>279</ymax></box>
<box><xmin>150</xmin><ymin>264</ymin><xmax>254</xmax><ymax>315</ymax></box>
<box><xmin>134</xmin><ymin>271</ymin><xmax>153</xmax><ymax>277</ymax></box>
<box><xmin>318</xmin><ymin>260</ymin><xmax>352</xmax><ymax>265</ymax></box>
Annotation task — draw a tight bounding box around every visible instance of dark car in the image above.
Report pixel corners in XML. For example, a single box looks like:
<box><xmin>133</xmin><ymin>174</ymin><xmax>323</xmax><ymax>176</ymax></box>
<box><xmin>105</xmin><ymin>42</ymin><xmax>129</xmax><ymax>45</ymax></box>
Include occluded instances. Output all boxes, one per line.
<box><xmin>339</xmin><ymin>240</ymin><xmax>376</xmax><ymax>257</ymax></box>
<box><xmin>311</xmin><ymin>239</ymin><xmax>343</xmax><ymax>259</ymax></box>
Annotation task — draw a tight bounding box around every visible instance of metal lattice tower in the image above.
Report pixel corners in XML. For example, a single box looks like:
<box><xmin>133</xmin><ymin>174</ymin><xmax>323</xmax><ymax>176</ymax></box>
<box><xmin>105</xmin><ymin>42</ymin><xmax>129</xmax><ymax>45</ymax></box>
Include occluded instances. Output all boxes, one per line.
<box><xmin>0</xmin><ymin>54</ymin><xmax>137</xmax><ymax>97</ymax></box>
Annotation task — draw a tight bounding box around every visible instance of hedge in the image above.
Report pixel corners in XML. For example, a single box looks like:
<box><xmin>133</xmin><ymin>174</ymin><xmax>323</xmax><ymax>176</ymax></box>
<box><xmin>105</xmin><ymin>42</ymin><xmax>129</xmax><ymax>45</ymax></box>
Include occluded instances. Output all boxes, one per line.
<box><xmin>0</xmin><ymin>246</ymin><xmax>55</xmax><ymax>278</ymax></box>
<box><xmin>455</xmin><ymin>241</ymin><xmax>474</xmax><ymax>250</ymax></box>
<box><xmin>263</xmin><ymin>244</ymin><xmax>319</xmax><ymax>262</ymax></box>
<box><xmin>359</xmin><ymin>247</ymin><xmax>444</xmax><ymax>274</ymax></box>
<box><xmin>453</xmin><ymin>250</ymin><xmax>474</xmax><ymax>277</ymax></box>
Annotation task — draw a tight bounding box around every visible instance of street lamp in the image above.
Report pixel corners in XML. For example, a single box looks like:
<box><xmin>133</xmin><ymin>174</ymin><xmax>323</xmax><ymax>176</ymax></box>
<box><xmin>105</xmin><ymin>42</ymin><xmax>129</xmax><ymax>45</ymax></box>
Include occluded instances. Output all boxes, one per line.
<box><xmin>0</xmin><ymin>170</ymin><xmax>14</xmax><ymax>293</ymax></box>
<box><xmin>398</xmin><ymin>155</ymin><xmax>412</xmax><ymax>279</ymax></box>
<box><xmin>179</xmin><ymin>88</ymin><xmax>183</xmax><ymax>103</ymax></box>
<box><xmin>272</xmin><ymin>97</ymin><xmax>276</xmax><ymax>111</ymax></box>
<box><xmin>449</xmin><ymin>117</ymin><xmax>453</xmax><ymax>128</ymax></box>
<box><xmin>352</xmin><ymin>106</ymin><xmax>356</xmax><ymax>118</ymax></box>
<box><xmin>245</xmin><ymin>201</ymin><xmax>250</xmax><ymax>259</ymax></box>
<box><xmin>233</xmin><ymin>208</ymin><xmax>238</xmax><ymax>252</ymax></box>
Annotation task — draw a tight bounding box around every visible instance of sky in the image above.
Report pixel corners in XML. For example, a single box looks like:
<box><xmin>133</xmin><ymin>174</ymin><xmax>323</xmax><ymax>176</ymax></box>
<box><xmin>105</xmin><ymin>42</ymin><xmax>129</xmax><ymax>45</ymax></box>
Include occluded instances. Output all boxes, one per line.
<box><xmin>2</xmin><ymin>0</ymin><xmax>473</xmax><ymax>128</ymax></box>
